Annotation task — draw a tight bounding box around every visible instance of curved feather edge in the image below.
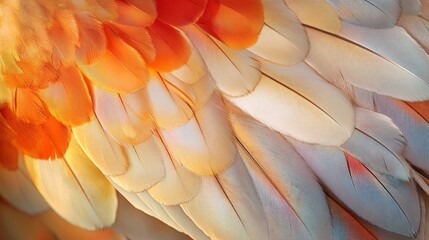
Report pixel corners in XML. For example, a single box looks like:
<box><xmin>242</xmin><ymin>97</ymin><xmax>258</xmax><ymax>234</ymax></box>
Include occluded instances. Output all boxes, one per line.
<box><xmin>248</xmin><ymin>0</ymin><xmax>309</xmax><ymax>65</ymax></box>
<box><xmin>283</xmin><ymin>0</ymin><xmax>341</xmax><ymax>33</ymax></box>
<box><xmin>326</xmin><ymin>0</ymin><xmax>401</xmax><ymax>28</ymax></box>
<box><xmin>230</xmin><ymin>108</ymin><xmax>332</xmax><ymax>240</ymax></box>
<box><xmin>291</xmin><ymin>140</ymin><xmax>421</xmax><ymax>237</ymax></box>
<box><xmin>305</xmin><ymin>22</ymin><xmax>429</xmax><ymax>101</ymax></box>
<box><xmin>229</xmin><ymin>62</ymin><xmax>355</xmax><ymax>146</ymax></box>
<box><xmin>341</xmin><ymin>107</ymin><xmax>410</xmax><ymax>180</ymax></box>
<box><xmin>328</xmin><ymin>197</ymin><xmax>376</xmax><ymax>240</ymax></box>
<box><xmin>0</xmin><ymin>154</ymin><xmax>50</xmax><ymax>214</ymax></box>
<box><xmin>181</xmin><ymin>157</ymin><xmax>268</xmax><ymax>240</ymax></box>
<box><xmin>25</xmin><ymin>136</ymin><xmax>118</xmax><ymax>230</ymax></box>
<box><xmin>374</xmin><ymin>95</ymin><xmax>429</xmax><ymax>174</ymax></box>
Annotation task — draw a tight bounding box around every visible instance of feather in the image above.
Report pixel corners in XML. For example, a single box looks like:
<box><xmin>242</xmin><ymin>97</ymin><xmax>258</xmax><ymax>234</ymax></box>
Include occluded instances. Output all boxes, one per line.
<box><xmin>374</xmin><ymin>95</ymin><xmax>429</xmax><ymax>174</ymax></box>
<box><xmin>146</xmin><ymin>74</ymin><xmax>193</xmax><ymax>129</ymax></box>
<box><xmin>328</xmin><ymin>198</ymin><xmax>376</xmax><ymax>240</ymax></box>
<box><xmin>109</xmin><ymin>23</ymin><xmax>156</xmax><ymax>63</ymax></box>
<box><xmin>93</xmin><ymin>85</ymin><xmax>152</xmax><ymax>145</ymax></box>
<box><xmin>25</xmin><ymin>136</ymin><xmax>117</xmax><ymax>230</ymax></box>
<box><xmin>73</xmin><ymin>118</ymin><xmax>128</xmax><ymax>176</ymax></box>
<box><xmin>147</xmin><ymin>20</ymin><xmax>191</xmax><ymax>72</ymax></box>
<box><xmin>231</xmin><ymin>109</ymin><xmax>332</xmax><ymax>240</ymax></box>
<box><xmin>39</xmin><ymin>66</ymin><xmax>94</xmax><ymax>126</ymax></box>
<box><xmin>40</xmin><ymin>210</ymin><xmax>127</xmax><ymax>240</ymax></box>
<box><xmin>197</xmin><ymin>0</ymin><xmax>264</xmax><ymax>48</ymax></box>
<box><xmin>0</xmin><ymin>141</ymin><xmax>18</xmax><ymax>170</ymax></box>
<box><xmin>161</xmin><ymin>72</ymin><xmax>215</xmax><ymax>110</ymax></box>
<box><xmin>284</xmin><ymin>0</ymin><xmax>341</xmax><ymax>33</ymax></box>
<box><xmin>160</xmin><ymin>205</ymin><xmax>209</xmax><ymax>240</ymax></box>
<box><xmin>167</xmin><ymin>43</ymin><xmax>206</xmax><ymax>85</ymax></box>
<box><xmin>3</xmin><ymin>61</ymin><xmax>59</xmax><ymax>89</ymax></box>
<box><xmin>2</xmin><ymin>107</ymin><xmax>70</xmax><ymax>160</ymax></box>
<box><xmin>50</xmin><ymin>10</ymin><xmax>78</xmax><ymax>68</ymax></box>
<box><xmin>292</xmin><ymin>141</ymin><xmax>421</xmax><ymax>237</ymax></box>
<box><xmin>115</xmin><ymin>1</ymin><xmax>156</xmax><ymax>27</ymax></box>
<box><xmin>181</xmin><ymin>158</ymin><xmax>268</xmax><ymax>240</ymax></box>
<box><xmin>229</xmin><ymin>62</ymin><xmax>355</xmax><ymax>146</ymax></box>
<box><xmin>74</xmin><ymin>13</ymin><xmax>107</xmax><ymax>65</ymax></box>
<box><xmin>306</xmin><ymin>22</ymin><xmax>429</xmax><ymax>101</ymax></box>
<box><xmin>249</xmin><ymin>0</ymin><xmax>309</xmax><ymax>65</ymax></box>
<box><xmin>78</xmin><ymin>26</ymin><xmax>148</xmax><ymax>93</ymax></box>
<box><xmin>121</xmin><ymin>0</ymin><xmax>157</xmax><ymax>26</ymax></box>
<box><xmin>147</xmin><ymin>134</ymin><xmax>201</xmax><ymax>205</ymax></box>
<box><xmin>110</xmin><ymin>135</ymin><xmax>165</xmax><ymax>193</ymax></box>
<box><xmin>400</xmin><ymin>0</ymin><xmax>422</xmax><ymax>15</ymax></box>
<box><xmin>112</xmin><ymin>183</ymin><xmax>157</xmax><ymax>218</ymax></box>
<box><xmin>326</xmin><ymin>0</ymin><xmax>401</xmax><ymax>28</ymax></box>
<box><xmin>0</xmin><ymin>154</ymin><xmax>50</xmax><ymax>214</ymax></box>
<box><xmin>113</xmin><ymin>194</ymin><xmax>194</xmax><ymax>240</ymax></box>
<box><xmin>398</xmin><ymin>14</ymin><xmax>429</xmax><ymax>54</ymax></box>
<box><xmin>136</xmin><ymin>191</ymin><xmax>186</xmax><ymax>232</ymax></box>
<box><xmin>183</xmin><ymin>25</ymin><xmax>261</xmax><ymax>97</ymax></box>
<box><xmin>10</xmin><ymin>88</ymin><xmax>49</xmax><ymax>124</ymax></box>
<box><xmin>160</xmin><ymin>92</ymin><xmax>236</xmax><ymax>175</ymax></box>
<box><xmin>341</xmin><ymin>108</ymin><xmax>410</xmax><ymax>180</ymax></box>
<box><xmin>406</xmin><ymin>100</ymin><xmax>429</xmax><ymax>122</ymax></box>
<box><xmin>156</xmin><ymin>0</ymin><xmax>208</xmax><ymax>27</ymax></box>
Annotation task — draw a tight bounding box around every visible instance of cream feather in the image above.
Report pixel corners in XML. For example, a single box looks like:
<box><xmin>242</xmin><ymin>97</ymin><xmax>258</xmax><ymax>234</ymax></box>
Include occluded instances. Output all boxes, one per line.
<box><xmin>25</xmin><ymin>136</ymin><xmax>118</xmax><ymax>230</ymax></box>
<box><xmin>249</xmin><ymin>0</ymin><xmax>309</xmax><ymax>65</ymax></box>
<box><xmin>306</xmin><ymin>22</ymin><xmax>429</xmax><ymax>101</ymax></box>
<box><xmin>0</xmin><ymin>154</ymin><xmax>49</xmax><ymax>214</ymax></box>
<box><xmin>229</xmin><ymin>62</ymin><xmax>355</xmax><ymax>146</ymax></box>
<box><xmin>73</xmin><ymin>119</ymin><xmax>128</xmax><ymax>176</ymax></box>
<box><xmin>231</xmin><ymin>109</ymin><xmax>332</xmax><ymax>240</ymax></box>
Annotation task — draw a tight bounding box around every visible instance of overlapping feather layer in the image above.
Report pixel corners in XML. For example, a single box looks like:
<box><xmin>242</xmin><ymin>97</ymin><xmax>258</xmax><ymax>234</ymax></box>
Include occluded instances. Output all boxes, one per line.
<box><xmin>0</xmin><ymin>0</ymin><xmax>429</xmax><ymax>239</ymax></box>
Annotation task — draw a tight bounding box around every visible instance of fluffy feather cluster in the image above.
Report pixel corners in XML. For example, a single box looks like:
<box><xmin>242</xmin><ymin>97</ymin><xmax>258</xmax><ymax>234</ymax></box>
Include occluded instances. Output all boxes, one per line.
<box><xmin>1</xmin><ymin>0</ymin><xmax>429</xmax><ymax>239</ymax></box>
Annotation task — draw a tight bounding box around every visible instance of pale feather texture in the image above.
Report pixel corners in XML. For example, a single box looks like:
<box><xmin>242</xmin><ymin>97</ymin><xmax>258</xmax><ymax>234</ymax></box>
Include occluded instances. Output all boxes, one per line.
<box><xmin>306</xmin><ymin>23</ymin><xmax>429</xmax><ymax>101</ymax></box>
<box><xmin>24</xmin><ymin>136</ymin><xmax>118</xmax><ymax>230</ymax></box>
<box><xmin>231</xmin><ymin>108</ymin><xmax>332</xmax><ymax>240</ymax></box>
<box><xmin>229</xmin><ymin>62</ymin><xmax>355</xmax><ymax>146</ymax></box>
<box><xmin>292</xmin><ymin>141</ymin><xmax>421</xmax><ymax>237</ymax></box>
<box><xmin>3</xmin><ymin>0</ymin><xmax>429</xmax><ymax>239</ymax></box>
<box><xmin>342</xmin><ymin>108</ymin><xmax>410</xmax><ymax>180</ymax></box>
<box><xmin>0</xmin><ymin>154</ymin><xmax>49</xmax><ymax>214</ymax></box>
<box><xmin>327</xmin><ymin>0</ymin><xmax>401</xmax><ymax>28</ymax></box>
<box><xmin>248</xmin><ymin>0</ymin><xmax>309</xmax><ymax>65</ymax></box>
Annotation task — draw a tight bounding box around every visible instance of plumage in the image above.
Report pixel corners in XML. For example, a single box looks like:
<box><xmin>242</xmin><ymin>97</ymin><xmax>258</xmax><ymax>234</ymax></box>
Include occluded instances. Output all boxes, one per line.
<box><xmin>231</xmin><ymin>108</ymin><xmax>332</xmax><ymax>240</ymax></box>
<box><xmin>249</xmin><ymin>0</ymin><xmax>309</xmax><ymax>65</ymax></box>
<box><xmin>341</xmin><ymin>108</ymin><xmax>410</xmax><ymax>180</ymax></box>
<box><xmin>109</xmin><ymin>136</ymin><xmax>165</xmax><ymax>193</ymax></box>
<box><xmin>229</xmin><ymin>62</ymin><xmax>355</xmax><ymax>146</ymax></box>
<box><xmin>326</xmin><ymin>0</ymin><xmax>401</xmax><ymax>28</ymax></box>
<box><xmin>284</xmin><ymin>0</ymin><xmax>341</xmax><ymax>33</ymax></box>
<box><xmin>24</xmin><ymin>136</ymin><xmax>117</xmax><ymax>230</ymax></box>
<box><xmin>3</xmin><ymin>0</ymin><xmax>429</xmax><ymax>239</ymax></box>
<box><xmin>306</xmin><ymin>23</ymin><xmax>429</xmax><ymax>101</ymax></box>
<box><xmin>73</xmin><ymin>118</ymin><xmax>128</xmax><ymax>176</ymax></box>
<box><xmin>181</xmin><ymin>159</ymin><xmax>268</xmax><ymax>240</ymax></box>
<box><xmin>78</xmin><ymin>26</ymin><xmax>148</xmax><ymax>93</ymax></box>
<box><xmin>0</xmin><ymin>154</ymin><xmax>50</xmax><ymax>214</ymax></box>
<box><xmin>39</xmin><ymin>66</ymin><xmax>94</xmax><ymax>126</ymax></box>
<box><xmin>292</xmin><ymin>142</ymin><xmax>420</xmax><ymax>237</ymax></box>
